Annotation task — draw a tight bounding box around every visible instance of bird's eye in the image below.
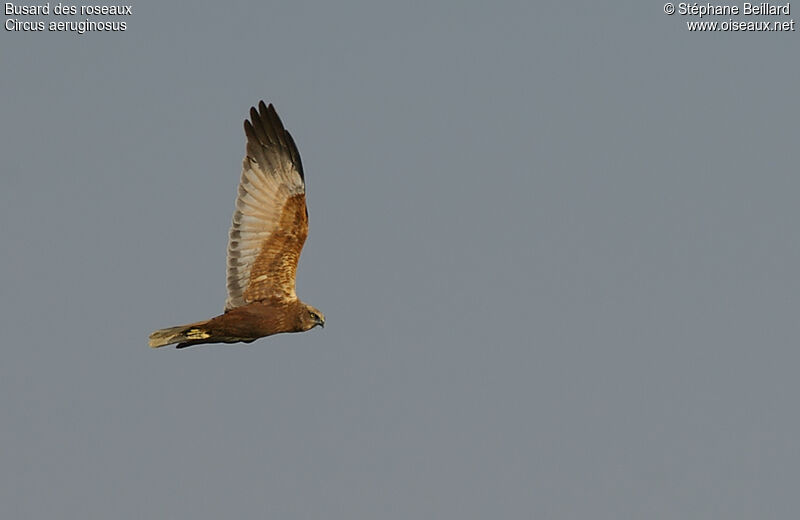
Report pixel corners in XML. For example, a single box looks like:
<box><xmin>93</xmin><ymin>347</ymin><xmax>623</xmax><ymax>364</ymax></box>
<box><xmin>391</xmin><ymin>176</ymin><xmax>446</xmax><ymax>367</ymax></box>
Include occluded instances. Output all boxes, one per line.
<box><xmin>310</xmin><ymin>312</ymin><xmax>318</xmax><ymax>320</ymax></box>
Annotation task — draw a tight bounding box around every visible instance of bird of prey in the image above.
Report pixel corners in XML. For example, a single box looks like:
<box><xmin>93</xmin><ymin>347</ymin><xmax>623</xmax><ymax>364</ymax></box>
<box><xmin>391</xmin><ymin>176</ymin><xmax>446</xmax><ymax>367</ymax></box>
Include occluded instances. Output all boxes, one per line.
<box><xmin>149</xmin><ymin>101</ymin><xmax>325</xmax><ymax>349</ymax></box>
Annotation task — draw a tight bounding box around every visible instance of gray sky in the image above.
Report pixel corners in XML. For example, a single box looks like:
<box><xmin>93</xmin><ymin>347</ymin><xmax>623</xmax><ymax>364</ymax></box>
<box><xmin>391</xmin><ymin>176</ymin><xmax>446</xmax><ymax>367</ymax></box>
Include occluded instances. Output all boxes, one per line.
<box><xmin>2</xmin><ymin>1</ymin><xmax>799</xmax><ymax>518</ymax></box>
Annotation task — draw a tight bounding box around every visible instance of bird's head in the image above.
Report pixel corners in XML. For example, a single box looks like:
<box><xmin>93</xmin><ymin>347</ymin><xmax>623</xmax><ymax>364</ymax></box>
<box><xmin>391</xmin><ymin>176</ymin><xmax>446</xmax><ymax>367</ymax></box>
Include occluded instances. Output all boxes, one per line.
<box><xmin>300</xmin><ymin>304</ymin><xmax>325</xmax><ymax>331</ymax></box>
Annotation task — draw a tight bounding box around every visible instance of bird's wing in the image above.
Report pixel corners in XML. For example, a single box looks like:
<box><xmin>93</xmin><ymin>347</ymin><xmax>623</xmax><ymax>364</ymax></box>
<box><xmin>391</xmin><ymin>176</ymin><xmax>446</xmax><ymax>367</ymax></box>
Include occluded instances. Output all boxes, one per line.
<box><xmin>225</xmin><ymin>101</ymin><xmax>308</xmax><ymax>311</ymax></box>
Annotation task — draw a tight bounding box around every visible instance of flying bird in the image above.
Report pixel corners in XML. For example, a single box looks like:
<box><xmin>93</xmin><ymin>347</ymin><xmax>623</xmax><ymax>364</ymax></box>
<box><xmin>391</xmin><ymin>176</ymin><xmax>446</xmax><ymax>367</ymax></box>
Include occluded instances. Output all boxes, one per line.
<box><xmin>149</xmin><ymin>101</ymin><xmax>325</xmax><ymax>348</ymax></box>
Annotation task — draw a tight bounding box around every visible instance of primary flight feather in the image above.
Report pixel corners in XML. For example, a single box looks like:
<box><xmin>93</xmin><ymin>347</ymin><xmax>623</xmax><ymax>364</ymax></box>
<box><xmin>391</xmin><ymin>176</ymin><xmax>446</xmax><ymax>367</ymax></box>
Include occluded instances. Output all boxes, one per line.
<box><xmin>149</xmin><ymin>101</ymin><xmax>325</xmax><ymax>349</ymax></box>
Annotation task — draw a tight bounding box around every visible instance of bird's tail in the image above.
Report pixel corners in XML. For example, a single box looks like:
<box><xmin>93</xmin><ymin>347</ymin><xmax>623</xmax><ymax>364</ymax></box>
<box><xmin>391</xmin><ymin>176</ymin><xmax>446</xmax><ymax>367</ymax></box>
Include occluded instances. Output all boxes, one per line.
<box><xmin>149</xmin><ymin>321</ymin><xmax>212</xmax><ymax>348</ymax></box>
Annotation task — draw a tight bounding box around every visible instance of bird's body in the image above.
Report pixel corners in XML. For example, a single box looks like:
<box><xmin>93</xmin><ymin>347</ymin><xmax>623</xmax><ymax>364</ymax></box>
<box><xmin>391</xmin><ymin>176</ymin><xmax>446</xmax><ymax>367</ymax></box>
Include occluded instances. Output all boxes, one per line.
<box><xmin>149</xmin><ymin>101</ymin><xmax>325</xmax><ymax>349</ymax></box>
<box><xmin>150</xmin><ymin>299</ymin><xmax>323</xmax><ymax>348</ymax></box>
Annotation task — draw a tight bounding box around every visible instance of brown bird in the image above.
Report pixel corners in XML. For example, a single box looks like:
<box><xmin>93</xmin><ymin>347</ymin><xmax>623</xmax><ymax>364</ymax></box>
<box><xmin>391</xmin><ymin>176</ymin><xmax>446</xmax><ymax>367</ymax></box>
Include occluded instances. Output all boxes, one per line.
<box><xmin>149</xmin><ymin>101</ymin><xmax>325</xmax><ymax>349</ymax></box>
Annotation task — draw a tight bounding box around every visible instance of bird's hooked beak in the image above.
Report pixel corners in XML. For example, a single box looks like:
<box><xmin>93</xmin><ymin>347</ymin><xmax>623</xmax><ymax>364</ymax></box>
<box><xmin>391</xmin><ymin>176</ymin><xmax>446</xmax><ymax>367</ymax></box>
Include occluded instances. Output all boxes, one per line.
<box><xmin>316</xmin><ymin>314</ymin><xmax>325</xmax><ymax>328</ymax></box>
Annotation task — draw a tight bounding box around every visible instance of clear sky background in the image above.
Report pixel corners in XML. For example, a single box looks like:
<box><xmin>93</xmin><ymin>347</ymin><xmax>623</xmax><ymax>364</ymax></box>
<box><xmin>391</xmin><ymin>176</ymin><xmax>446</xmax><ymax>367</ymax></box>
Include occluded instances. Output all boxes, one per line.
<box><xmin>1</xmin><ymin>1</ymin><xmax>798</xmax><ymax>518</ymax></box>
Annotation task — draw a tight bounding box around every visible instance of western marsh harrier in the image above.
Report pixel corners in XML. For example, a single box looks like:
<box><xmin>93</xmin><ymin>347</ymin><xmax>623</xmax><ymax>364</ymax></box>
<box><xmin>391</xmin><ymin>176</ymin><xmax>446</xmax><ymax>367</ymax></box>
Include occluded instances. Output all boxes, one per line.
<box><xmin>149</xmin><ymin>101</ymin><xmax>325</xmax><ymax>348</ymax></box>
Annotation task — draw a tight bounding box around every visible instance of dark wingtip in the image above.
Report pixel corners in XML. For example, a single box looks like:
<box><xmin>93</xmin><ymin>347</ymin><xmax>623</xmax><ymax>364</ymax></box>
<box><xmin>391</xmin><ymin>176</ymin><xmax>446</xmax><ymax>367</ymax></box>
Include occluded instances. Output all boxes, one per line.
<box><xmin>243</xmin><ymin>100</ymin><xmax>304</xmax><ymax>181</ymax></box>
<box><xmin>284</xmin><ymin>130</ymin><xmax>304</xmax><ymax>182</ymax></box>
<box><xmin>243</xmin><ymin>119</ymin><xmax>255</xmax><ymax>138</ymax></box>
<box><xmin>249</xmin><ymin>107</ymin><xmax>261</xmax><ymax>129</ymax></box>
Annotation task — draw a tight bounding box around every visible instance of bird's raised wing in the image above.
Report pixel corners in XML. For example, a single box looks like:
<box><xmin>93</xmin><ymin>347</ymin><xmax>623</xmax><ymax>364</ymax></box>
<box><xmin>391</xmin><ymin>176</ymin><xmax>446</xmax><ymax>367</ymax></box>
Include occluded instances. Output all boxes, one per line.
<box><xmin>225</xmin><ymin>101</ymin><xmax>308</xmax><ymax>311</ymax></box>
